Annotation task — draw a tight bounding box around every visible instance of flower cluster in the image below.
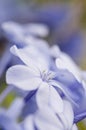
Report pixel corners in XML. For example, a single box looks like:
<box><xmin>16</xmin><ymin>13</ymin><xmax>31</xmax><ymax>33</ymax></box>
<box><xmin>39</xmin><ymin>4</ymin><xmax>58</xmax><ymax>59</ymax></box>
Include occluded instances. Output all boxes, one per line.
<box><xmin>0</xmin><ymin>22</ymin><xmax>86</xmax><ymax>130</ymax></box>
<box><xmin>0</xmin><ymin>3</ymin><xmax>86</xmax><ymax>79</ymax></box>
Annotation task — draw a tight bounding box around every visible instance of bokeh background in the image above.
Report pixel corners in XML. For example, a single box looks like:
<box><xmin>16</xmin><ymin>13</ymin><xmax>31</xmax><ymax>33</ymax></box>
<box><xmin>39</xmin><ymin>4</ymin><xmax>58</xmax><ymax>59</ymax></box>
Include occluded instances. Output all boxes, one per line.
<box><xmin>0</xmin><ymin>0</ymin><xmax>86</xmax><ymax>129</ymax></box>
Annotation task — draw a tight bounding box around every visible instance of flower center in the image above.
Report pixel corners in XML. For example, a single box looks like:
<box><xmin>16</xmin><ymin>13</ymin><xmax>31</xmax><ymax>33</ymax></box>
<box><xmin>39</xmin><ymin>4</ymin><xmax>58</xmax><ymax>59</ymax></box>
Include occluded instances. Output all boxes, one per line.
<box><xmin>41</xmin><ymin>70</ymin><xmax>55</xmax><ymax>82</ymax></box>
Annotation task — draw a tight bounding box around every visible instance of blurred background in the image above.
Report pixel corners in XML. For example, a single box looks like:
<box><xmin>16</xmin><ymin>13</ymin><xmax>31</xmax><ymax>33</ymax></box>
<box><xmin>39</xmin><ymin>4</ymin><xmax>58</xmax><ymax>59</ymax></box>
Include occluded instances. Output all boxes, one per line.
<box><xmin>0</xmin><ymin>0</ymin><xmax>86</xmax><ymax>129</ymax></box>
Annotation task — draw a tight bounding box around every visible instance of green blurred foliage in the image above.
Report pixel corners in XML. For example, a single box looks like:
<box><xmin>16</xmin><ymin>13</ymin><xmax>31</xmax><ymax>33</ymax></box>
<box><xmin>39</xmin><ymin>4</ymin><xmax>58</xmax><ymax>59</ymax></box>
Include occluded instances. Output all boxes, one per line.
<box><xmin>78</xmin><ymin>121</ymin><xmax>86</xmax><ymax>130</ymax></box>
<box><xmin>0</xmin><ymin>92</ymin><xmax>15</xmax><ymax>108</ymax></box>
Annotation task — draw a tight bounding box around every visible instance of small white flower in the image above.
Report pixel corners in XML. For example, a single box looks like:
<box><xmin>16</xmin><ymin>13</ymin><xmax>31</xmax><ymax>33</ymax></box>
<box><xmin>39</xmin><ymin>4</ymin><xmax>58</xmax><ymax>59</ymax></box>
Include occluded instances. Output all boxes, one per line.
<box><xmin>6</xmin><ymin>45</ymin><xmax>64</xmax><ymax>114</ymax></box>
<box><xmin>24</xmin><ymin>100</ymin><xmax>75</xmax><ymax>130</ymax></box>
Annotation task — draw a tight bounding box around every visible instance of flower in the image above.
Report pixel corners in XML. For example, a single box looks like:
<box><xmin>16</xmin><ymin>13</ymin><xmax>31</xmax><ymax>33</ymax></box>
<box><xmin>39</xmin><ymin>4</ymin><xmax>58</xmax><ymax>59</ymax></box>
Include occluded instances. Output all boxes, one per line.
<box><xmin>6</xmin><ymin>45</ymin><xmax>64</xmax><ymax>114</ymax></box>
<box><xmin>55</xmin><ymin>49</ymin><xmax>86</xmax><ymax>122</ymax></box>
<box><xmin>0</xmin><ymin>22</ymin><xmax>49</xmax><ymax>78</ymax></box>
<box><xmin>6</xmin><ymin>42</ymin><xmax>86</xmax><ymax>123</ymax></box>
<box><xmin>24</xmin><ymin>100</ymin><xmax>77</xmax><ymax>130</ymax></box>
<box><xmin>2</xmin><ymin>21</ymin><xmax>49</xmax><ymax>46</ymax></box>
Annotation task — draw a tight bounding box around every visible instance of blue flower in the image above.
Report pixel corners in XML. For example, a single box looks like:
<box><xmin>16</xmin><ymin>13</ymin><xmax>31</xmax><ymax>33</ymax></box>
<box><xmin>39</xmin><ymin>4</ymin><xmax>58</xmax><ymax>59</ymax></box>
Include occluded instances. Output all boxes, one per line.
<box><xmin>0</xmin><ymin>22</ymin><xmax>49</xmax><ymax>78</ymax></box>
<box><xmin>2</xmin><ymin>21</ymin><xmax>49</xmax><ymax>47</ymax></box>
<box><xmin>6</xmin><ymin>42</ymin><xmax>86</xmax><ymax>123</ymax></box>
<box><xmin>55</xmin><ymin>50</ymin><xmax>86</xmax><ymax>122</ymax></box>
<box><xmin>6</xmin><ymin>45</ymin><xmax>63</xmax><ymax>114</ymax></box>
<box><xmin>24</xmin><ymin>100</ymin><xmax>77</xmax><ymax>130</ymax></box>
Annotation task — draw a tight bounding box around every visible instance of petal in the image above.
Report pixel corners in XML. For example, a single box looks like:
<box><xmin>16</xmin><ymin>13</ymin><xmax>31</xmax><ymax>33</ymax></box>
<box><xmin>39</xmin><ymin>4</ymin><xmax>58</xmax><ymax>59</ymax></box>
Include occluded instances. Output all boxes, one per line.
<box><xmin>10</xmin><ymin>45</ymin><xmax>40</xmax><ymax>72</ymax></box>
<box><xmin>74</xmin><ymin>112</ymin><xmax>86</xmax><ymax>123</ymax></box>
<box><xmin>72</xmin><ymin>124</ymin><xmax>78</xmax><ymax>130</ymax></box>
<box><xmin>2</xmin><ymin>22</ymin><xmax>21</xmax><ymax>37</ymax></box>
<box><xmin>50</xmin><ymin>45</ymin><xmax>60</xmax><ymax>58</ymax></box>
<box><xmin>25</xmin><ymin>45</ymin><xmax>49</xmax><ymax>71</ymax></box>
<box><xmin>6</xmin><ymin>65</ymin><xmax>42</xmax><ymax>91</ymax></box>
<box><xmin>82</xmin><ymin>71</ymin><xmax>86</xmax><ymax>81</ymax></box>
<box><xmin>63</xmin><ymin>100</ymin><xmax>74</xmax><ymax>129</ymax></box>
<box><xmin>25</xmin><ymin>36</ymin><xmax>51</xmax><ymax>64</ymax></box>
<box><xmin>24</xmin><ymin>23</ymin><xmax>49</xmax><ymax>37</ymax></box>
<box><xmin>57</xmin><ymin>100</ymin><xmax>74</xmax><ymax>130</ymax></box>
<box><xmin>36</xmin><ymin>82</ymin><xmax>50</xmax><ymax>108</ymax></box>
<box><xmin>57</xmin><ymin>113</ymin><xmax>68</xmax><ymax>130</ymax></box>
<box><xmin>49</xmin><ymin>86</ymin><xmax>63</xmax><ymax>113</ymax></box>
<box><xmin>35</xmin><ymin>107</ymin><xmax>63</xmax><ymax>130</ymax></box>
<box><xmin>50</xmin><ymin>80</ymin><xmax>69</xmax><ymax>98</ymax></box>
<box><xmin>51</xmin><ymin>74</ymin><xmax>84</xmax><ymax>106</ymax></box>
<box><xmin>2</xmin><ymin>22</ymin><xmax>25</xmax><ymax>47</ymax></box>
<box><xmin>36</xmin><ymin>82</ymin><xmax>63</xmax><ymax>113</ymax></box>
<box><xmin>25</xmin><ymin>37</ymin><xmax>51</xmax><ymax>71</ymax></box>
<box><xmin>2</xmin><ymin>22</ymin><xmax>22</xmax><ymax>35</ymax></box>
<box><xmin>74</xmin><ymin>90</ymin><xmax>86</xmax><ymax>122</ymax></box>
<box><xmin>10</xmin><ymin>45</ymin><xmax>49</xmax><ymax>72</ymax></box>
<box><xmin>24</xmin><ymin>115</ymin><xmax>35</xmax><ymax>130</ymax></box>
<box><xmin>56</xmin><ymin>53</ymin><xmax>81</xmax><ymax>82</ymax></box>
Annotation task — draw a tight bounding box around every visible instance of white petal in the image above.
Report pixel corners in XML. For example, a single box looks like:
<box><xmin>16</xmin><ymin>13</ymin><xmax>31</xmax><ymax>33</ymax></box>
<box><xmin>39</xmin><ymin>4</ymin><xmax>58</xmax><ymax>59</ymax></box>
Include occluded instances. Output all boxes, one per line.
<box><xmin>2</xmin><ymin>22</ymin><xmax>25</xmax><ymax>46</ymax></box>
<box><xmin>49</xmin><ymin>86</ymin><xmax>63</xmax><ymax>113</ymax></box>
<box><xmin>24</xmin><ymin>37</ymin><xmax>51</xmax><ymax>70</ymax></box>
<box><xmin>6</xmin><ymin>65</ymin><xmax>42</xmax><ymax>91</ymax></box>
<box><xmin>36</xmin><ymin>82</ymin><xmax>63</xmax><ymax>114</ymax></box>
<box><xmin>36</xmin><ymin>82</ymin><xmax>50</xmax><ymax>108</ymax></box>
<box><xmin>28</xmin><ymin>47</ymin><xmax>49</xmax><ymax>71</ymax></box>
<box><xmin>50</xmin><ymin>80</ymin><xmax>67</xmax><ymax>96</ymax></box>
<box><xmin>63</xmin><ymin>100</ymin><xmax>74</xmax><ymax>129</ymax></box>
<box><xmin>35</xmin><ymin>107</ymin><xmax>63</xmax><ymax>130</ymax></box>
<box><xmin>25</xmin><ymin>36</ymin><xmax>50</xmax><ymax>55</ymax></box>
<box><xmin>24</xmin><ymin>23</ymin><xmax>49</xmax><ymax>37</ymax></box>
<box><xmin>82</xmin><ymin>71</ymin><xmax>86</xmax><ymax>81</ymax></box>
<box><xmin>24</xmin><ymin>115</ymin><xmax>35</xmax><ymax>130</ymax></box>
<box><xmin>50</xmin><ymin>45</ymin><xmax>60</xmax><ymax>58</ymax></box>
<box><xmin>2</xmin><ymin>22</ymin><xmax>22</xmax><ymax>36</ymax></box>
<box><xmin>57</xmin><ymin>100</ymin><xmax>74</xmax><ymax>130</ymax></box>
<box><xmin>2</xmin><ymin>22</ymin><xmax>49</xmax><ymax>38</ymax></box>
<box><xmin>11</xmin><ymin>45</ymin><xmax>49</xmax><ymax>72</ymax></box>
<box><xmin>10</xmin><ymin>45</ymin><xmax>40</xmax><ymax>73</ymax></box>
<box><xmin>50</xmin><ymin>80</ymin><xmax>83</xmax><ymax>106</ymax></box>
<box><xmin>72</xmin><ymin>124</ymin><xmax>78</xmax><ymax>130</ymax></box>
<box><xmin>57</xmin><ymin>113</ymin><xmax>68</xmax><ymax>130</ymax></box>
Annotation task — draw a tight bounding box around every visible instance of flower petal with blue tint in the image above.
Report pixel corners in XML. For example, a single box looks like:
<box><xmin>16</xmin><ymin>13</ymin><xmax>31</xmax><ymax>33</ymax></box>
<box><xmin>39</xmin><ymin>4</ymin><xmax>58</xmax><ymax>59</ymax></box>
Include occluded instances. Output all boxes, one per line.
<box><xmin>49</xmin><ymin>86</ymin><xmax>63</xmax><ymax>113</ymax></box>
<box><xmin>10</xmin><ymin>45</ymin><xmax>49</xmax><ymax>72</ymax></box>
<box><xmin>56</xmin><ymin>53</ymin><xmax>81</xmax><ymax>82</ymax></box>
<box><xmin>23</xmin><ymin>23</ymin><xmax>49</xmax><ymax>37</ymax></box>
<box><xmin>63</xmin><ymin>100</ymin><xmax>74</xmax><ymax>129</ymax></box>
<box><xmin>6</xmin><ymin>65</ymin><xmax>42</xmax><ymax>91</ymax></box>
<box><xmin>36</xmin><ymin>82</ymin><xmax>50</xmax><ymax>108</ymax></box>
<box><xmin>72</xmin><ymin>124</ymin><xmax>78</xmax><ymax>130</ymax></box>
<box><xmin>34</xmin><ymin>107</ymin><xmax>63</xmax><ymax>130</ymax></box>
<box><xmin>24</xmin><ymin>115</ymin><xmax>35</xmax><ymax>130</ymax></box>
